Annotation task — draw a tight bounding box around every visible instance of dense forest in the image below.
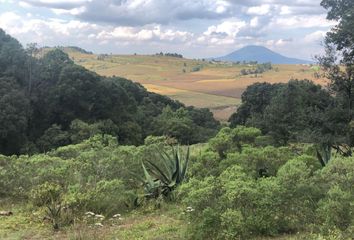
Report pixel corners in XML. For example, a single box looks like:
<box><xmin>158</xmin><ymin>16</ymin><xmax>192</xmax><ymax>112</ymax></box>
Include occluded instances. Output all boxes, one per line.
<box><xmin>0</xmin><ymin>29</ymin><xmax>219</xmax><ymax>155</ymax></box>
<box><xmin>1</xmin><ymin>0</ymin><xmax>354</xmax><ymax>239</ymax></box>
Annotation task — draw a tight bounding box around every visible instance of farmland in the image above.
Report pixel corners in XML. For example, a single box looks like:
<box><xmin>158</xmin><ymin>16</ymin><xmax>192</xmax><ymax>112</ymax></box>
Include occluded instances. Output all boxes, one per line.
<box><xmin>64</xmin><ymin>49</ymin><xmax>326</xmax><ymax>121</ymax></box>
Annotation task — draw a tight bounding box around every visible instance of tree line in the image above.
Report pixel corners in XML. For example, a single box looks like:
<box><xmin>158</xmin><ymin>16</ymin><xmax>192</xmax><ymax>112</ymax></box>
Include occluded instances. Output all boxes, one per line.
<box><xmin>0</xmin><ymin>29</ymin><xmax>219</xmax><ymax>155</ymax></box>
<box><xmin>230</xmin><ymin>0</ymin><xmax>354</xmax><ymax>164</ymax></box>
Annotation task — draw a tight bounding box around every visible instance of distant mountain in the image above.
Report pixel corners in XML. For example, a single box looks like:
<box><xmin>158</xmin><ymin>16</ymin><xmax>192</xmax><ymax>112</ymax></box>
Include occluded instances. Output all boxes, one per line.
<box><xmin>215</xmin><ymin>45</ymin><xmax>313</xmax><ymax>64</ymax></box>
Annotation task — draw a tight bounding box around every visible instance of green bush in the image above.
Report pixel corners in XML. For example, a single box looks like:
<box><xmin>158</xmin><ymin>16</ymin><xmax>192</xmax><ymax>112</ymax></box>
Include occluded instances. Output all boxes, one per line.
<box><xmin>316</xmin><ymin>156</ymin><xmax>354</xmax><ymax>234</ymax></box>
<box><xmin>276</xmin><ymin>157</ymin><xmax>321</xmax><ymax>232</ymax></box>
<box><xmin>85</xmin><ymin>179</ymin><xmax>135</xmax><ymax>216</ymax></box>
<box><xmin>219</xmin><ymin>146</ymin><xmax>293</xmax><ymax>178</ymax></box>
<box><xmin>188</xmin><ymin>149</ymin><xmax>220</xmax><ymax>178</ymax></box>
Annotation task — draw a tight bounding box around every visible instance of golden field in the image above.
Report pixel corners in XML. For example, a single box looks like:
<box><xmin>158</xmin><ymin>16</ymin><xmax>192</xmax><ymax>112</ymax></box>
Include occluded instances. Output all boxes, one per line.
<box><xmin>64</xmin><ymin>49</ymin><xmax>326</xmax><ymax>121</ymax></box>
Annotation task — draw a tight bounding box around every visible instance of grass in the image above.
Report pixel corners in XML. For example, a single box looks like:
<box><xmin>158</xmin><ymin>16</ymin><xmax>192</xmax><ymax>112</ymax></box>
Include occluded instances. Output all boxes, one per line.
<box><xmin>0</xmin><ymin>201</ymin><xmax>330</xmax><ymax>240</ymax></box>
<box><xmin>0</xmin><ymin>200</ymin><xmax>50</xmax><ymax>239</ymax></box>
<box><xmin>0</xmin><ymin>201</ymin><xmax>187</xmax><ymax>240</ymax></box>
<box><xmin>61</xmin><ymin>48</ymin><xmax>326</xmax><ymax>121</ymax></box>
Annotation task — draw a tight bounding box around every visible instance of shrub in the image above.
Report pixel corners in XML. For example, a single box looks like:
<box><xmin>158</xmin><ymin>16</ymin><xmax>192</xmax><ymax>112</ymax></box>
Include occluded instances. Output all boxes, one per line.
<box><xmin>276</xmin><ymin>157</ymin><xmax>321</xmax><ymax>232</ymax></box>
<box><xmin>30</xmin><ymin>182</ymin><xmax>64</xmax><ymax>230</ymax></box>
<box><xmin>85</xmin><ymin>179</ymin><xmax>135</xmax><ymax>216</ymax></box>
<box><xmin>219</xmin><ymin>146</ymin><xmax>293</xmax><ymax>178</ymax></box>
<box><xmin>317</xmin><ymin>185</ymin><xmax>353</xmax><ymax>232</ymax></box>
<box><xmin>316</xmin><ymin>156</ymin><xmax>354</xmax><ymax>234</ymax></box>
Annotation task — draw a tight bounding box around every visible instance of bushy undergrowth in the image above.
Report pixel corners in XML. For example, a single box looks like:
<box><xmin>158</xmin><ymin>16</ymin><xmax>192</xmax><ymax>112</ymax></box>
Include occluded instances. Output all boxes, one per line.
<box><xmin>0</xmin><ymin>134</ymin><xmax>181</xmax><ymax>228</ymax></box>
<box><xmin>179</xmin><ymin>127</ymin><xmax>354</xmax><ymax>239</ymax></box>
<box><xmin>1</xmin><ymin>127</ymin><xmax>353</xmax><ymax>238</ymax></box>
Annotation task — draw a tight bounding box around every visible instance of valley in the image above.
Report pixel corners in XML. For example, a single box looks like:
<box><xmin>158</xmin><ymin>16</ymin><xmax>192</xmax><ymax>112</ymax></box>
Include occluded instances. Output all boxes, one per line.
<box><xmin>64</xmin><ymin>48</ymin><xmax>326</xmax><ymax>121</ymax></box>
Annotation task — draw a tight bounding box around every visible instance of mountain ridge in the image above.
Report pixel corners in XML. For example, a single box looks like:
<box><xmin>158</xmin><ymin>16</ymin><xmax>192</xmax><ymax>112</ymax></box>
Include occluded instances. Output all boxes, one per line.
<box><xmin>215</xmin><ymin>45</ymin><xmax>313</xmax><ymax>64</ymax></box>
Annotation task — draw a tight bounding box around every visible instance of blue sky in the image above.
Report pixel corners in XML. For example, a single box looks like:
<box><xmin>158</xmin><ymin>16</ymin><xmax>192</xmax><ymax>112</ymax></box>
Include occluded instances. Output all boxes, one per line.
<box><xmin>0</xmin><ymin>0</ymin><xmax>336</xmax><ymax>60</ymax></box>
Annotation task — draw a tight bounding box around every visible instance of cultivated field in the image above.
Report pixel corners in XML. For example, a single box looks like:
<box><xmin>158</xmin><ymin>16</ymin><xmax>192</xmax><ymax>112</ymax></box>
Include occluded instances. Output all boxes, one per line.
<box><xmin>64</xmin><ymin>49</ymin><xmax>326</xmax><ymax>121</ymax></box>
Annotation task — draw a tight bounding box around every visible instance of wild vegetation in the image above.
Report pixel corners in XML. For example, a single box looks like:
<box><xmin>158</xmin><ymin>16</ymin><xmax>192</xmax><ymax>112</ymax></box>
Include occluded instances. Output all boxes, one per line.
<box><xmin>1</xmin><ymin>0</ymin><xmax>354</xmax><ymax>239</ymax></box>
<box><xmin>240</xmin><ymin>62</ymin><xmax>273</xmax><ymax>76</ymax></box>
<box><xmin>0</xmin><ymin>29</ymin><xmax>219</xmax><ymax>155</ymax></box>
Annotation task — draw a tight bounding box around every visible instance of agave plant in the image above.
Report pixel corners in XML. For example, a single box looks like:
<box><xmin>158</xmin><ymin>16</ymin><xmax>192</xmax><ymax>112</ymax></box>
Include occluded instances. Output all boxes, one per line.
<box><xmin>316</xmin><ymin>144</ymin><xmax>332</xmax><ymax>167</ymax></box>
<box><xmin>142</xmin><ymin>146</ymin><xmax>190</xmax><ymax>199</ymax></box>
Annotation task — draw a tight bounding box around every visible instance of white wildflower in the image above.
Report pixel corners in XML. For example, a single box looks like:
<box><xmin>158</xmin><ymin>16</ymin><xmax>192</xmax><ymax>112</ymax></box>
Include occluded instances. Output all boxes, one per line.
<box><xmin>85</xmin><ymin>211</ymin><xmax>95</xmax><ymax>216</ymax></box>
<box><xmin>95</xmin><ymin>223</ymin><xmax>104</xmax><ymax>227</ymax></box>
<box><xmin>95</xmin><ymin>214</ymin><xmax>105</xmax><ymax>219</ymax></box>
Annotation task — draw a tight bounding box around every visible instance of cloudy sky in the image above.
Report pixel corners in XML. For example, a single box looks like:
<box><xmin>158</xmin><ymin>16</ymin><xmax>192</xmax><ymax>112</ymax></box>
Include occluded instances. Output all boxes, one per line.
<box><xmin>0</xmin><ymin>0</ymin><xmax>336</xmax><ymax>59</ymax></box>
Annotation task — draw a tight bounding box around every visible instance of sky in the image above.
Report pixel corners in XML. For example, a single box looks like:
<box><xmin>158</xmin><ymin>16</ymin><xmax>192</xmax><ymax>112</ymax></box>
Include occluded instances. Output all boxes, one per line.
<box><xmin>0</xmin><ymin>0</ymin><xmax>336</xmax><ymax>60</ymax></box>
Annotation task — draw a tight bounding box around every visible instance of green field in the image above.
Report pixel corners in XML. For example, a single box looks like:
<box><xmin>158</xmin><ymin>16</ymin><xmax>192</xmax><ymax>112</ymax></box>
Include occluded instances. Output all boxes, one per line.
<box><xmin>62</xmin><ymin>48</ymin><xmax>325</xmax><ymax>121</ymax></box>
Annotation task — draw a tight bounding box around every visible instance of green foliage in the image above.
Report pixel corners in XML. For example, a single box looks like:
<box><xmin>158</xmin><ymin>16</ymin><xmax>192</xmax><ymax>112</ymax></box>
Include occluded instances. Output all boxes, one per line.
<box><xmin>30</xmin><ymin>182</ymin><xmax>64</xmax><ymax>230</ymax></box>
<box><xmin>30</xmin><ymin>182</ymin><xmax>62</xmax><ymax>207</ymax></box>
<box><xmin>0</xmin><ymin>30</ymin><xmax>220</xmax><ymax>155</ymax></box>
<box><xmin>229</xmin><ymin>80</ymin><xmax>334</xmax><ymax>146</ymax></box>
<box><xmin>83</xmin><ymin>179</ymin><xmax>135</xmax><ymax>216</ymax></box>
<box><xmin>142</xmin><ymin>146</ymin><xmax>190</xmax><ymax>199</ymax></box>
<box><xmin>152</xmin><ymin>106</ymin><xmax>218</xmax><ymax>144</ymax></box>
<box><xmin>209</xmin><ymin>126</ymin><xmax>261</xmax><ymax>158</ymax></box>
<box><xmin>1</xmin><ymin>135</ymin><xmax>156</xmax><ymax>216</ymax></box>
<box><xmin>276</xmin><ymin>157</ymin><xmax>321</xmax><ymax>231</ymax></box>
<box><xmin>189</xmin><ymin>149</ymin><xmax>220</xmax><ymax>178</ymax></box>
<box><xmin>229</xmin><ymin>82</ymin><xmax>281</xmax><ymax>127</ymax></box>
<box><xmin>209</xmin><ymin>127</ymin><xmax>234</xmax><ymax>158</ymax></box>
<box><xmin>240</xmin><ymin>62</ymin><xmax>272</xmax><ymax>76</ymax></box>
<box><xmin>191</xmin><ymin>65</ymin><xmax>202</xmax><ymax>72</ymax></box>
<box><xmin>317</xmin><ymin>185</ymin><xmax>353</xmax><ymax>232</ymax></box>
<box><xmin>180</xmin><ymin>127</ymin><xmax>354</xmax><ymax>239</ymax></box>
<box><xmin>317</xmin><ymin>0</ymin><xmax>354</xmax><ymax>157</ymax></box>
<box><xmin>2</xmin><ymin>1</ymin><xmax>354</xmax><ymax>237</ymax></box>
<box><xmin>37</xmin><ymin>124</ymin><xmax>70</xmax><ymax>152</ymax></box>
<box><xmin>316</xmin><ymin>156</ymin><xmax>354</xmax><ymax>234</ymax></box>
<box><xmin>220</xmin><ymin>146</ymin><xmax>294</xmax><ymax>178</ymax></box>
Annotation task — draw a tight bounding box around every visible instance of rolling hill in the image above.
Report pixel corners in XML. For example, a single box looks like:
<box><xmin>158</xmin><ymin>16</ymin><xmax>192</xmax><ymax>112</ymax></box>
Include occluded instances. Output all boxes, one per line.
<box><xmin>215</xmin><ymin>45</ymin><xmax>313</xmax><ymax>64</ymax></box>
<box><xmin>49</xmin><ymin>47</ymin><xmax>325</xmax><ymax>121</ymax></box>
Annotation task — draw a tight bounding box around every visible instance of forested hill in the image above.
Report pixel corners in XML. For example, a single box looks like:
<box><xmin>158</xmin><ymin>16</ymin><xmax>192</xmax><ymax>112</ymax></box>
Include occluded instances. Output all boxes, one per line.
<box><xmin>0</xmin><ymin>29</ymin><xmax>220</xmax><ymax>155</ymax></box>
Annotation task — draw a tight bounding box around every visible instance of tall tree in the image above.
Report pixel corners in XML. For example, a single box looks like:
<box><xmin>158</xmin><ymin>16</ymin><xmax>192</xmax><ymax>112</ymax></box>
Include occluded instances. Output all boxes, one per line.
<box><xmin>318</xmin><ymin>0</ymin><xmax>354</xmax><ymax>155</ymax></box>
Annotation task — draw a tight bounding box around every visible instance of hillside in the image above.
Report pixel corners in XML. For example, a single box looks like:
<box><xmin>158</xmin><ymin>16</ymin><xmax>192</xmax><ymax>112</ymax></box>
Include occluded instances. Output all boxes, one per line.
<box><xmin>215</xmin><ymin>45</ymin><xmax>313</xmax><ymax>64</ymax></box>
<box><xmin>60</xmin><ymin>47</ymin><xmax>325</xmax><ymax>121</ymax></box>
<box><xmin>0</xmin><ymin>30</ymin><xmax>219</xmax><ymax>155</ymax></box>
<box><xmin>1</xmin><ymin>1</ymin><xmax>354</xmax><ymax>239</ymax></box>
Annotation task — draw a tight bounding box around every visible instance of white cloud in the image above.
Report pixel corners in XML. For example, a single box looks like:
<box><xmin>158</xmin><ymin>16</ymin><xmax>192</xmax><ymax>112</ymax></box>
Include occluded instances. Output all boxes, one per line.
<box><xmin>0</xmin><ymin>11</ymin><xmax>193</xmax><ymax>49</ymax></box>
<box><xmin>280</xmin><ymin>6</ymin><xmax>291</xmax><ymax>15</ymax></box>
<box><xmin>204</xmin><ymin>19</ymin><xmax>246</xmax><ymax>37</ymax></box>
<box><xmin>303</xmin><ymin>30</ymin><xmax>326</xmax><ymax>43</ymax></box>
<box><xmin>96</xmin><ymin>25</ymin><xmax>192</xmax><ymax>43</ymax></box>
<box><xmin>0</xmin><ymin>0</ymin><xmax>338</xmax><ymax>59</ymax></box>
<box><xmin>250</xmin><ymin>17</ymin><xmax>259</xmax><ymax>27</ymax></box>
<box><xmin>247</xmin><ymin>4</ymin><xmax>271</xmax><ymax>15</ymax></box>
<box><xmin>20</xmin><ymin>0</ymin><xmax>234</xmax><ymax>25</ymax></box>
<box><xmin>272</xmin><ymin>14</ymin><xmax>335</xmax><ymax>28</ymax></box>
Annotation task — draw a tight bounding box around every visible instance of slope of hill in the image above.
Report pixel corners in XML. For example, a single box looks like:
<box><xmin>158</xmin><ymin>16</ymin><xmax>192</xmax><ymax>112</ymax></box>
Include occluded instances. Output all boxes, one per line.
<box><xmin>56</xmin><ymin>46</ymin><xmax>324</xmax><ymax>121</ymax></box>
<box><xmin>215</xmin><ymin>45</ymin><xmax>313</xmax><ymax>64</ymax></box>
<box><xmin>0</xmin><ymin>30</ymin><xmax>220</xmax><ymax>155</ymax></box>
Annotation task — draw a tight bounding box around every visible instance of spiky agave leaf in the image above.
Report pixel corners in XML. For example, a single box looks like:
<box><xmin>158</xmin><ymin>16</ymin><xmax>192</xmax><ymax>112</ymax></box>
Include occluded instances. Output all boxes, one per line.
<box><xmin>143</xmin><ymin>162</ymin><xmax>167</xmax><ymax>199</ymax></box>
<box><xmin>158</xmin><ymin>148</ymin><xmax>175</xmax><ymax>175</ymax></box>
<box><xmin>141</xmin><ymin>145</ymin><xmax>190</xmax><ymax>199</ymax></box>
<box><xmin>145</xmin><ymin>160</ymin><xmax>171</xmax><ymax>185</ymax></box>
<box><xmin>142</xmin><ymin>163</ymin><xmax>154</xmax><ymax>187</ymax></box>
<box><xmin>180</xmin><ymin>146</ymin><xmax>190</xmax><ymax>183</ymax></box>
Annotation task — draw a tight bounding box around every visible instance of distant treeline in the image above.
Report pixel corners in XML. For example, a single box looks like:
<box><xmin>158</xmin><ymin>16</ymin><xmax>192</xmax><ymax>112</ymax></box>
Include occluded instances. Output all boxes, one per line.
<box><xmin>156</xmin><ymin>52</ymin><xmax>183</xmax><ymax>58</ymax></box>
<box><xmin>240</xmin><ymin>62</ymin><xmax>272</xmax><ymax>76</ymax></box>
